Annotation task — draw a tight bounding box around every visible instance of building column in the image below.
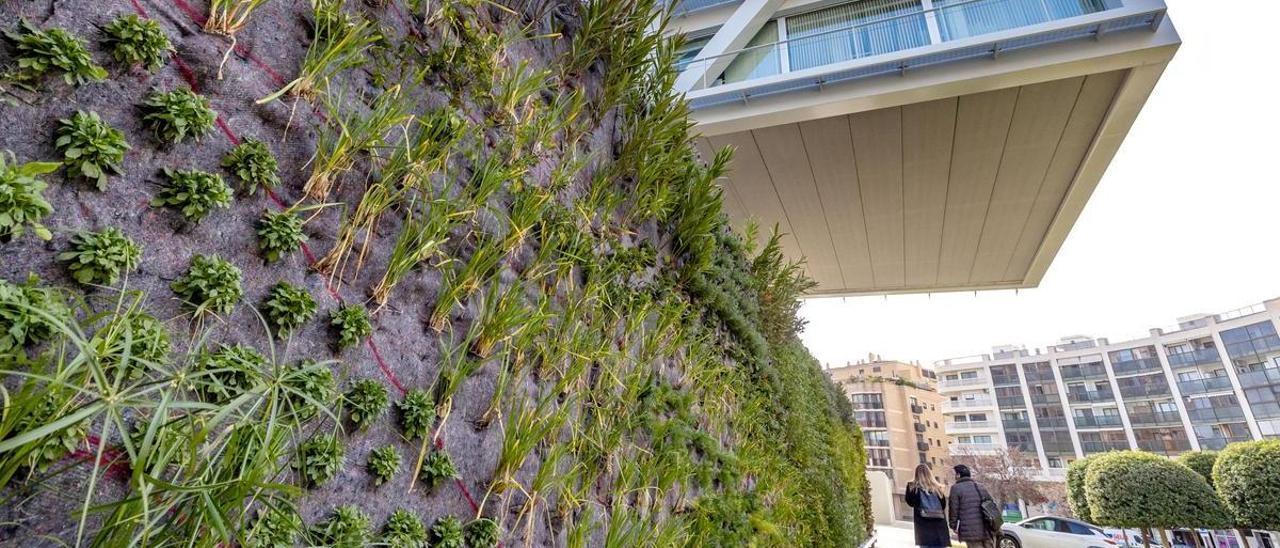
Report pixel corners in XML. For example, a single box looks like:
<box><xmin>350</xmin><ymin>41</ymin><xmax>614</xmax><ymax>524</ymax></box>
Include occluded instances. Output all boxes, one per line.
<box><xmin>1149</xmin><ymin>336</ymin><xmax>1202</xmax><ymax>451</ymax></box>
<box><xmin>920</xmin><ymin>0</ymin><xmax>944</xmax><ymax>45</ymax></box>
<box><xmin>1049</xmin><ymin>358</ymin><xmax>1086</xmax><ymax>459</ymax></box>
<box><xmin>674</xmin><ymin>0</ymin><xmax>785</xmax><ymax>93</ymax></box>
<box><xmin>1208</xmin><ymin>329</ymin><xmax>1265</xmax><ymax>440</ymax></box>
<box><xmin>1099</xmin><ymin>351</ymin><xmax>1140</xmax><ymax>450</ymax></box>
<box><xmin>1015</xmin><ymin>362</ymin><xmax>1052</xmax><ymax>469</ymax></box>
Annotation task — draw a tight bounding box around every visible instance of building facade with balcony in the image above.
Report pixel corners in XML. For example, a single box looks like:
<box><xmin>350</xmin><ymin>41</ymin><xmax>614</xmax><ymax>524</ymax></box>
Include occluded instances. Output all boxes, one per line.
<box><xmin>667</xmin><ymin>0</ymin><xmax>1178</xmax><ymax>297</ymax></box>
<box><xmin>935</xmin><ymin>297</ymin><xmax>1280</xmax><ymax>474</ymax></box>
<box><xmin>828</xmin><ymin>358</ymin><xmax>947</xmax><ymax>519</ymax></box>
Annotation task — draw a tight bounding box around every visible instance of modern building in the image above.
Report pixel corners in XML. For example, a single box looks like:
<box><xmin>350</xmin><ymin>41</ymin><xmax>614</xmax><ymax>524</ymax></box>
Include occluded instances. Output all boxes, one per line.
<box><xmin>828</xmin><ymin>357</ymin><xmax>948</xmax><ymax>519</ymax></box>
<box><xmin>668</xmin><ymin>0</ymin><xmax>1178</xmax><ymax>297</ymax></box>
<box><xmin>935</xmin><ymin>297</ymin><xmax>1280</xmax><ymax>477</ymax></box>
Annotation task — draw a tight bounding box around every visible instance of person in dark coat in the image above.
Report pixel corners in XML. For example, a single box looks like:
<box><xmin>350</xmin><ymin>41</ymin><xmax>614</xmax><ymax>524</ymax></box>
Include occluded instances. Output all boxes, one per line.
<box><xmin>905</xmin><ymin>463</ymin><xmax>952</xmax><ymax>548</ymax></box>
<box><xmin>948</xmin><ymin>464</ymin><xmax>996</xmax><ymax>548</ymax></box>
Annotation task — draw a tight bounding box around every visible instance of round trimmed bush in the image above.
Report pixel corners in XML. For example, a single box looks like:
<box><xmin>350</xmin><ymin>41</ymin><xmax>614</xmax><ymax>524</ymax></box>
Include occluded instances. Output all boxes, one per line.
<box><xmin>1174</xmin><ymin>450</ymin><xmax>1218</xmax><ymax>485</ymax></box>
<box><xmin>1066</xmin><ymin>454</ymin><xmax>1097</xmax><ymax>523</ymax></box>
<box><xmin>1085</xmin><ymin>451</ymin><xmax>1230</xmax><ymax>531</ymax></box>
<box><xmin>1213</xmin><ymin>440</ymin><xmax>1280</xmax><ymax>530</ymax></box>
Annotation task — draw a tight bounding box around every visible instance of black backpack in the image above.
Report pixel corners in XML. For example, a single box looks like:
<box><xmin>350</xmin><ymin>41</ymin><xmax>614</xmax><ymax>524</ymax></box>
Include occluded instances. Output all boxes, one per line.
<box><xmin>919</xmin><ymin>489</ymin><xmax>945</xmax><ymax>519</ymax></box>
<box><xmin>971</xmin><ymin>482</ymin><xmax>1003</xmax><ymax>536</ymax></box>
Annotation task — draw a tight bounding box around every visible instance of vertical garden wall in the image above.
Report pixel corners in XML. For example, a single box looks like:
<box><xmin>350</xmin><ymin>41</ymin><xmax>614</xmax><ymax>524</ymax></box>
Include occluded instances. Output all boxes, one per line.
<box><xmin>0</xmin><ymin>0</ymin><xmax>870</xmax><ymax>545</ymax></box>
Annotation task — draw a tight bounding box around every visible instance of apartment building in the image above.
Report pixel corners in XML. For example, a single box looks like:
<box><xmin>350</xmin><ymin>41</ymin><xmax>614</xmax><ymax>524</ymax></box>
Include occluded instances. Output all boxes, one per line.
<box><xmin>828</xmin><ymin>358</ymin><xmax>947</xmax><ymax>519</ymax></box>
<box><xmin>936</xmin><ymin>298</ymin><xmax>1280</xmax><ymax>475</ymax></box>
<box><xmin>667</xmin><ymin>0</ymin><xmax>1178</xmax><ymax>297</ymax></box>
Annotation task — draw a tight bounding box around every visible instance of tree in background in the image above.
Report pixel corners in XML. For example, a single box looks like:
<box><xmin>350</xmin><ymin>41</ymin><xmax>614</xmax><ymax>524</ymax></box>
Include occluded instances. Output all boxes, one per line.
<box><xmin>949</xmin><ymin>446</ymin><xmax>1049</xmax><ymax>508</ymax></box>
<box><xmin>1175</xmin><ymin>450</ymin><xmax>1218</xmax><ymax>484</ymax></box>
<box><xmin>1066</xmin><ymin>454</ymin><xmax>1099</xmax><ymax>523</ymax></box>
<box><xmin>1085</xmin><ymin>451</ymin><xmax>1231</xmax><ymax>548</ymax></box>
<box><xmin>1213</xmin><ymin>440</ymin><xmax>1280</xmax><ymax>548</ymax></box>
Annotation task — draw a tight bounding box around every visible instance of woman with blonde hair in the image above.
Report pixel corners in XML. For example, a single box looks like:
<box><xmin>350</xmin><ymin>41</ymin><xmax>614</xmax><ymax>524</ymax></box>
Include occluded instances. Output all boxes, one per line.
<box><xmin>905</xmin><ymin>463</ymin><xmax>951</xmax><ymax>548</ymax></box>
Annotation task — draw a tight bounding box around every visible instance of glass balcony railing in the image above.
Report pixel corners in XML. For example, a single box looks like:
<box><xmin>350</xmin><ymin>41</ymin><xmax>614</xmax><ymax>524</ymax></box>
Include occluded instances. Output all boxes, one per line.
<box><xmin>1060</xmin><ymin>365</ymin><xmax>1109</xmax><ymax>381</ymax></box>
<box><xmin>991</xmin><ymin>374</ymin><xmax>1022</xmax><ymax>387</ymax></box>
<box><xmin>1081</xmin><ymin>440</ymin><xmax>1130</xmax><ymax>454</ymax></box>
<box><xmin>1068</xmin><ymin>390</ymin><xmax>1115</xmax><ymax>404</ymax></box>
<box><xmin>1111</xmin><ymin>357</ymin><xmax>1163</xmax><ymax>376</ymax></box>
<box><xmin>1176</xmin><ymin>376</ymin><xmax>1234</xmax><ymax>395</ymax></box>
<box><xmin>1029</xmin><ymin>393</ymin><xmax>1062</xmax><ymax>405</ymax></box>
<box><xmin>1035</xmin><ymin>416</ymin><xmax>1069</xmax><ymax>429</ymax></box>
<box><xmin>1186</xmin><ymin>407</ymin><xmax>1245</xmax><ymax>424</ymax></box>
<box><xmin>997</xmin><ymin>395</ymin><xmax>1027</xmax><ymax>408</ymax></box>
<box><xmin>1237</xmin><ymin>367</ymin><xmax>1280</xmax><ymax>388</ymax></box>
<box><xmin>1127</xmin><ymin>411</ymin><xmax>1183</xmax><ymax>426</ymax></box>
<box><xmin>1136</xmin><ymin>438</ymin><xmax>1192</xmax><ymax>454</ymax></box>
<box><xmin>1074</xmin><ymin>415</ymin><xmax>1124</xmax><ymax>428</ymax></box>
<box><xmin>1118</xmin><ymin>383</ymin><xmax>1171</xmax><ymax>399</ymax></box>
<box><xmin>1197</xmin><ymin>436</ymin><xmax>1253</xmax><ymax>451</ymax></box>
<box><xmin>682</xmin><ymin>0</ymin><xmax>1123</xmax><ymax>90</ymax></box>
<box><xmin>1166</xmin><ymin>348</ymin><xmax>1221</xmax><ymax>369</ymax></box>
<box><xmin>1002</xmin><ymin>419</ymin><xmax>1032</xmax><ymax>429</ymax></box>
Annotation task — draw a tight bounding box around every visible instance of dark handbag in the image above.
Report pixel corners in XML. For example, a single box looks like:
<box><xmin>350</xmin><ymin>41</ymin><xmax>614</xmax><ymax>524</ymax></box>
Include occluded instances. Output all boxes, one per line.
<box><xmin>918</xmin><ymin>489</ymin><xmax>945</xmax><ymax>519</ymax></box>
<box><xmin>973</xmin><ymin>482</ymin><xmax>1003</xmax><ymax>536</ymax></box>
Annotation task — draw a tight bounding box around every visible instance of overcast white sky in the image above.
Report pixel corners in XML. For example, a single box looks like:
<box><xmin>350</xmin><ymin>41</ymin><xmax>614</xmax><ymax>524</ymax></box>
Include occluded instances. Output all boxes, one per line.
<box><xmin>799</xmin><ymin>1</ymin><xmax>1280</xmax><ymax>368</ymax></box>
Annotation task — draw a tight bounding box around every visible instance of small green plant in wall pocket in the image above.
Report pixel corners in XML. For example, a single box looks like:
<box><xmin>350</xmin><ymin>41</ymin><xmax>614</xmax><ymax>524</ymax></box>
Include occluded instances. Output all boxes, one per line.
<box><xmin>171</xmin><ymin>254</ymin><xmax>242</xmax><ymax>317</ymax></box>
<box><xmin>151</xmin><ymin>168</ymin><xmax>233</xmax><ymax>224</ymax></box>
<box><xmin>4</xmin><ymin>19</ymin><xmax>106</xmax><ymax>86</ymax></box>
<box><xmin>102</xmin><ymin>14</ymin><xmax>172</xmax><ymax>72</ymax></box>
<box><xmin>331</xmin><ymin>304</ymin><xmax>372</xmax><ymax>350</ymax></box>
<box><xmin>141</xmin><ymin>87</ymin><xmax>216</xmax><ymax>145</ymax></box>
<box><xmin>54</xmin><ymin>111</ymin><xmax>129</xmax><ymax>190</ymax></box>
<box><xmin>0</xmin><ymin>152</ymin><xmax>57</xmax><ymax>242</ymax></box>
<box><xmin>58</xmin><ymin>227</ymin><xmax>142</xmax><ymax>285</ymax></box>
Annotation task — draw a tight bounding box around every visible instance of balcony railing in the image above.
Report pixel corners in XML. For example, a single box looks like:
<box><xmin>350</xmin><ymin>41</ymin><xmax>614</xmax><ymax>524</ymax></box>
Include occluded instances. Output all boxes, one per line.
<box><xmin>1111</xmin><ymin>357</ymin><xmax>1163</xmax><ymax>376</ymax></box>
<box><xmin>911</xmin><ymin>404</ymin><xmax>925</xmax><ymax>414</ymax></box>
<box><xmin>946</xmin><ymin>420</ymin><xmax>996</xmax><ymax>433</ymax></box>
<box><xmin>1002</xmin><ymin>419</ymin><xmax>1032</xmax><ymax>429</ymax></box>
<box><xmin>669</xmin><ymin>0</ymin><xmax>741</xmax><ymax>14</ymax></box>
<box><xmin>914</xmin><ymin>422</ymin><xmax>928</xmax><ymax>432</ymax></box>
<box><xmin>1166</xmin><ymin>348</ymin><xmax>1221</xmax><ymax>369</ymax></box>
<box><xmin>950</xmin><ymin>443</ymin><xmax>1002</xmax><ymax>455</ymax></box>
<box><xmin>1074</xmin><ymin>415</ymin><xmax>1124</xmax><ymax>428</ymax></box>
<box><xmin>1041</xmin><ymin>442</ymin><xmax>1077</xmax><ymax>455</ymax></box>
<box><xmin>1237</xmin><ymin>367</ymin><xmax>1280</xmax><ymax>388</ymax></box>
<box><xmin>1197</xmin><ymin>436</ymin><xmax>1253</xmax><ymax>451</ymax></box>
<box><xmin>1067</xmin><ymin>390</ymin><xmax>1115</xmax><ymax>404</ymax></box>
<box><xmin>1126</xmin><ymin>410</ymin><xmax>1183</xmax><ymax>426</ymax></box>
<box><xmin>1118</xmin><ymin>383</ymin><xmax>1171</xmax><ymax>399</ymax></box>
<box><xmin>682</xmin><ymin>0</ymin><xmax>1130</xmax><ymax>91</ymax></box>
<box><xmin>940</xmin><ymin>376</ymin><xmax>989</xmax><ymax>389</ymax></box>
<box><xmin>1137</xmin><ymin>438</ymin><xmax>1192</xmax><ymax>453</ymax></box>
<box><xmin>1186</xmin><ymin>407</ymin><xmax>1246</xmax><ymax>424</ymax></box>
<box><xmin>1176</xmin><ymin>376</ymin><xmax>1235</xmax><ymax>395</ymax></box>
<box><xmin>865</xmin><ymin>438</ymin><xmax>891</xmax><ymax>447</ymax></box>
<box><xmin>917</xmin><ymin>441</ymin><xmax>931</xmax><ymax>451</ymax></box>
<box><xmin>991</xmin><ymin>374</ymin><xmax>1022</xmax><ymax>387</ymax></box>
<box><xmin>1035</xmin><ymin>416</ymin><xmax>1069</xmax><ymax>429</ymax></box>
<box><xmin>1081</xmin><ymin>440</ymin><xmax>1131</xmax><ymax>454</ymax></box>
<box><xmin>942</xmin><ymin>398</ymin><xmax>995</xmax><ymax>412</ymax></box>
<box><xmin>997</xmin><ymin>395</ymin><xmax>1027</xmax><ymax>409</ymax></box>
<box><xmin>1060</xmin><ymin>365</ymin><xmax>1109</xmax><ymax>381</ymax></box>
<box><xmin>1248</xmin><ymin>401</ymin><xmax>1280</xmax><ymax>419</ymax></box>
<box><xmin>1029</xmin><ymin>393</ymin><xmax>1063</xmax><ymax>405</ymax></box>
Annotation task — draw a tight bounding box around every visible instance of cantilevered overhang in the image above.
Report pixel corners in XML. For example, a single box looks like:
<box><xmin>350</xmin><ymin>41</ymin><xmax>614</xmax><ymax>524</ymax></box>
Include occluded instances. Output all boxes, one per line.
<box><xmin>682</xmin><ymin>1</ymin><xmax>1179</xmax><ymax>296</ymax></box>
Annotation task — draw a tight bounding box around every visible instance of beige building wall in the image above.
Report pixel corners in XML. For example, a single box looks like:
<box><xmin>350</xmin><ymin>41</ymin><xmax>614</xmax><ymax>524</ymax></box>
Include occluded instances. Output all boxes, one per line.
<box><xmin>829</xmin><ymin>359</ymin><xmax>947</xmax><ymax>520</ymax></box>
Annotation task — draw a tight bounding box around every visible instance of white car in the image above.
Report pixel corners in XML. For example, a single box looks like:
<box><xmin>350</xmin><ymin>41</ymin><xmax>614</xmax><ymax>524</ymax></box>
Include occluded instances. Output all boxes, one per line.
<box><xmin>1000</xmin><ymin>516</ymin><xmax>1120</xmax><ymax>548</ymax></box>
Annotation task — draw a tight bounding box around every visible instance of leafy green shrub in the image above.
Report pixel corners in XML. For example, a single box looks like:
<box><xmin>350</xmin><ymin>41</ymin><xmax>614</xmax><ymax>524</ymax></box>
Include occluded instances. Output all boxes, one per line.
<box><xmin>91</xmin><ymin>310</ymin><xmax>170</xmax><ymax>380</ymax></box>
<box><xmin>463</xmin><ymin>518</ymin><xmax>500</xmax><ymax>548</ymax></box>
<box><xmin>222</xmin><ymin>138</ymin><xmax>280</xmax><ymax>194</ymax></box>
<box><xmin>55</xmin><ymin>111</ymin><xmax>129</xmax><ymax>190</ymax></box>
<box><xmin>194</xmin><ymin>344</ymin><xmax>266</xmax><ymax>402</ymax></box>
<box><xmin>418</xmin><ymin>450</ymin><xmax>458</xmax><ymax>492</ymax></box>
<box><xmin>312</xmin><ymin>505</ymin><xmax>371</xmax><ymax>548</ymax></box>
<box><xmin>171</xmin><ymin>254</ymin><xmax>242</xmax><ymax>316</ymax></box>
<box><xmin>344</xmin><ymin>379</ymin><xmax>389</xmax><ymax>430</ymax></box>
<box><xmin>296</xmin><ymin>433</ymin><xmax>344</xmax><ymax>487</ymax></box>
<box><xmin>1214</xmin><ymin>440</ymin><xmax>1280</xmax><ymax>530</ymax></box>
<box><xmin>367</xmin><ymin>445</ymin><xmax>400</xmax><ymax>485</ymax></box>
<box><xmin>141</xmin><ymin>88</ymin><xmax>216</xmax><ymax>144</ymax></box>
<box><xmin>247</xmin><ymin>505</ymin><xmax>303</xmax><ymax>548</ymax></box>
<box><xmin>58</xmin><ymin>228</ymin><xmax>142</xmax><ymax>285</ymax></box>
<box><xmin>382</xmin><ymin>509</ymin><xmax>427</xmax><ymax>547</ymax></box>
<box><xmin>4</xmin><ymin>19</ymin><xmax>106</xmax><ymax>85</ymax></box>
<box><xmin>397</xmin><ymin>388</ymin><xmax>435</xmax><ymax>440</ymax></box>
<box><xmin>256</xmin><ymin>210</ymin><xmax>307</xmax><ymax>263</ymax></box>
<box><xmin>1085</xmin><ymin>451</ymin><xmax>1231</xmax><ymax>532</ymax></box>
<box><xmin>1174</xmin><ymin>450</ymin><xmax>1218</xmax><ymax>485</ymax></box>
<box><xmin>102</xmin><ymin>14</ymin><xmax>171</xmax><ymax>71</ymax></box>
<box><xmin>261</xmin><ymin>282</ymin><xmax>316</xmax><ymax>338</ymax></box>
<box><xmin>1066</xmin><ymin>454</ymin><xmax>1098</xmax><ymax>523</ymax></box>
<box><xmin>331</xmin><ymin>304</ymin><xmax>372</xmax><ymax>350</ymax></box>
<box><xmin>430</xmin><ymin>515</ymin><xmax>464</xmax><ymax>548</ymax></box>
<box><xmin>0</xmin><ymin>152</ymin><xmax>56</xmax><ymax>242</ymax></box>
<box><xmin>0</xmin><ymin>274</ymin><xmax>68</xmax><ymax>352</ymax></box>
<box><xmin>151</xmin><ymin>168</ymin><xmax>233</xmax><ymax>223</ymax></box>
<box><xmin>282</xmin><ymin>360</ymin><xmax>334</xmax><ymax>422</ymax></box>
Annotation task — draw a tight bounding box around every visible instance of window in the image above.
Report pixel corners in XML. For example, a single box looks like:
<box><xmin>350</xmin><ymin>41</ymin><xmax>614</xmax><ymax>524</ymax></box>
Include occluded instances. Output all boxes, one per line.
<box><xmin>968</xmin><ymin>413</ymin><xmax>988</xmax><ymax>422</ymax></box>
<box><xmin>972</xmin><ymin>435</ymin><xmax>993</xmax><ymax>444</ymax></box>
<box><xmin>934</xmin><ymin>0</ymin><xmax>1110</xmax><ymax>42</ymax></box>
<box><xmin>722</xmin><ymin>21</ymin><xmax>781</xmax><ymax>84</ymax></box>
<box><xmin>674</xmin><ymin>35</ymin><xmax>711</xmax><ymax>72</ymax></box>
<box><xmin>1024</xmin><ymin>518</ymin><xmax>1058</xmax><ymax>531</ymax></box>
<box><xmin>1064</xmin><ymin>521</ymin><xmax>1101</xmax><ymax>536</ymax></box>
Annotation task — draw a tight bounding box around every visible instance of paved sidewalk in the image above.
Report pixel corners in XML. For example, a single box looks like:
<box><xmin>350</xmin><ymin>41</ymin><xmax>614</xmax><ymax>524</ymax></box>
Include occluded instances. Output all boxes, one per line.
<box><xmin>875</xmin><ymin>521</ymin><xmax>966</xmax><ymax>547</ymax></box>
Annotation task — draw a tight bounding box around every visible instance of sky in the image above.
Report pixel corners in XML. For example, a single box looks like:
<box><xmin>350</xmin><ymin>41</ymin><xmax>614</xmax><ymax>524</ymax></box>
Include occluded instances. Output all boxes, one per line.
<box><xmin>799</xmin><ymin>1</ymin><xmax>1280</xmax><ymax>369</ymax></box>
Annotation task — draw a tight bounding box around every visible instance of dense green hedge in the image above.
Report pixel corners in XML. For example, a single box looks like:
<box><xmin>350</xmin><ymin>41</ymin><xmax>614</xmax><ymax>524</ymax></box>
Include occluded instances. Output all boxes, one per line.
<box><xmin>1084</xmin><ymin>451</ymin><xmax>1230</xmax><ymax>531</ymax></box>
<box><xmin>1213</xmin><ymin>440</ymin><xmax>1280</xmax><ymax>531</ymax></box>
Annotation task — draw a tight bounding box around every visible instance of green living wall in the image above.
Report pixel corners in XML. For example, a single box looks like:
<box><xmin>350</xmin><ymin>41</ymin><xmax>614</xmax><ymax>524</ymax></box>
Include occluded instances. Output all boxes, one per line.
<box><xmin>0</xmin><ymin>0</ymin><xmax>869</xmax><ymax>545</ymax></box>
